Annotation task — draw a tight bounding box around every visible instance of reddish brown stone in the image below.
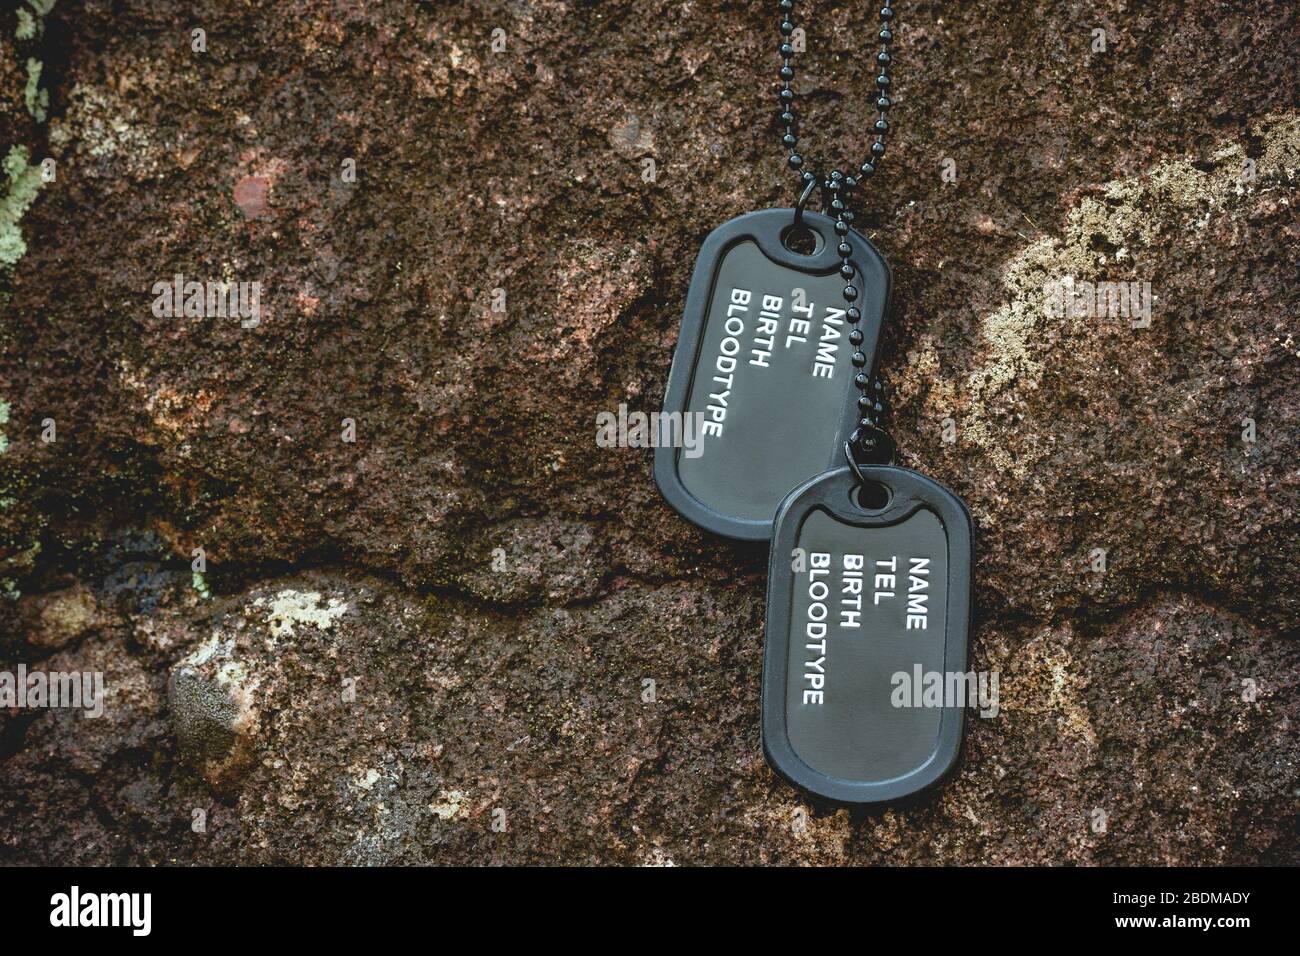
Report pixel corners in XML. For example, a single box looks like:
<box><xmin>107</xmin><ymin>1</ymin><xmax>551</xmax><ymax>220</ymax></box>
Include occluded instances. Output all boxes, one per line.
<box><xmin>232</xmin><ymin>175</ymin><xmax>269</xmax><ymax>220</ymax></box>
<box><xmin>0</xmin><ymin>0</ymin><xmax>1296</xmax><ymax>865</ymax></box>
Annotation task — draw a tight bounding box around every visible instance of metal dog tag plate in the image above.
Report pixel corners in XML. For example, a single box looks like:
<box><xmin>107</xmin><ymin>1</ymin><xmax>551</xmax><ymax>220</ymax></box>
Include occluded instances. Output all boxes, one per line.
<box><xmin>655</xmin><ymin>209</ymin><xmax>890</xmax><ymax>540</ymax></box>
<box><xmin>762</xmin><ymin>465</ymin><xmax>973</xmax><ymax>804</ymax></box>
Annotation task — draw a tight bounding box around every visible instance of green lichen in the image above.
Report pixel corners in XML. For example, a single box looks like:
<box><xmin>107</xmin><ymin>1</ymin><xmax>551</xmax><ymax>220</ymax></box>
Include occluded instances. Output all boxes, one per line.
<box><xmin>1</xmin><ymin>146</ymin><xmax>45</xmax><ymax>269</ymax></box>
<box><xmin>193</xmin><ymin>570</ymin><xmax>211</xmax><ymax>599</ymax></box>
<box><xmin>0</xmin><ymin>398</ymin><xmax>9</xmax><ymax>454</ymax></box>
<box><xmin>25</xmin><ymin>1</ymin><xmax>56</xmax><ymax>24</ymax></box>
<box><xmin>24</xmin><ymin>57</ymin><xmax>47</xmax><ymax>122</ymax></box>
<box><xmin>16</xmin><ymin>0</ymin><xmax>56</xmax><ymax>40</ymax></box>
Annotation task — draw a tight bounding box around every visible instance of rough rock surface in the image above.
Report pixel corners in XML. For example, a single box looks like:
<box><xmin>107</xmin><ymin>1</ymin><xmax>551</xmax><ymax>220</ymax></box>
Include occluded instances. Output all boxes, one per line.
<box><xmin>1</xmin><ymin>1</ymin><xmax>1297</xmax><ymax>864</ymax></box>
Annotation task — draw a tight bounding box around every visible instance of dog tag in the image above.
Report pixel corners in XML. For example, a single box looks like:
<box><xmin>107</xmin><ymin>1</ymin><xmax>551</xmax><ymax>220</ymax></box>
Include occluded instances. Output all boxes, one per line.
<box><xmin>762</xmin><ymin>464</ymin><xmax>973</xmax><ymax>804</ymax></box>
<box><xmin>655</xmin><ymin>208</ymin><xmax>890</xmax><ymax>540</ymax></box>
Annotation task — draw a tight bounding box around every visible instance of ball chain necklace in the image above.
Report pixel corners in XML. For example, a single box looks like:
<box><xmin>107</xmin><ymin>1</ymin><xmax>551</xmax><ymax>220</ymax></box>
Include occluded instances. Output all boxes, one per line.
<box><xmin>783</xmin><ymin>0</ymin><xmax>897</xmax><ymax>468</ymax></box>
<box><xmin>655</xmin><ymin>3</ymin><xmax>974</xmax><ymax>804</ymax></box>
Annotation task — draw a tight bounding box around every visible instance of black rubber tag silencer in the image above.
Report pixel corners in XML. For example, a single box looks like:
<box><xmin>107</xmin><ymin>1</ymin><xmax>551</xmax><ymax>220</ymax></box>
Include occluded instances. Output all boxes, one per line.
<box><xmin>762</xmin><ymin>464</ymin><xmax>974</xmax><ymax>805</ymax></box>
<box><xmin>655</xmin><ymin>208</ymin><xmax>891</xmax><ymax>541</ymax></box>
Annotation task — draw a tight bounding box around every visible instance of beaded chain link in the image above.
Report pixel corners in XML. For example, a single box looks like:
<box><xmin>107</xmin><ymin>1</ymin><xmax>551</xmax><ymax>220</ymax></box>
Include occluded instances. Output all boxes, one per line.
<box><xmin>778</xmin><ymin>1</ymin><xmax>897</xmax><ymax>463</ymax></box>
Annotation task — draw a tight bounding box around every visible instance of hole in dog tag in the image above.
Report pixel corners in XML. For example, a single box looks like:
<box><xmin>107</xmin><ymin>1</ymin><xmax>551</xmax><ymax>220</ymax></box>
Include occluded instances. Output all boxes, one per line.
<box><xmin>655</xmin><ymin>209</ymin><xmax>890</xmax><ymax>540</ymax></box>
<box><xmin>762</xmin><ymin>465</ymin><xmax>974</xmax><ymax>804</ymax></box>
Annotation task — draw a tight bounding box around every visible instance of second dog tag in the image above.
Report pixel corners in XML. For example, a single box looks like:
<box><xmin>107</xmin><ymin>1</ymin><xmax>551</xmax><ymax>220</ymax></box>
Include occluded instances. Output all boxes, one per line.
<box><xmin>762</xmin><ymin>464</ymin><xmax>974</xmax><ymax>804</ymax></box>
<box><xmin>655</xmin><ymin>208</ymin><xmax>890</xmax><ymax>540</ymax></box>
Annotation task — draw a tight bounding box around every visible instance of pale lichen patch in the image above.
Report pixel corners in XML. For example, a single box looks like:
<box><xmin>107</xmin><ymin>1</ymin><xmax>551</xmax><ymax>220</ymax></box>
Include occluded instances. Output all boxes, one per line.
<box><xmin>995</xmin><ymin>628</ymin><xmax>1097</xmax><ymax>748</ymax></box>
<box><xmin>638</xmin><ymin>845</ymin><xmax>676</xmax><ymax>867</ymax></box>
<box><xmin>181</xmin><ymin>633</ymin><xmax>228</xmax><ymax>668</ymax></box>
<box><xmin>429</xmin><ymin>789</ymin><xmax>470</xmax><ymax>820</ymax></box>
<box><xmin>954</xmin><ymin>112</ymin><xmax>1300</xmax><ymax>478</ymax></box>
<box><xmin>117</xmin><ymin>359</ymin><xmax>217</xmax><ymax>443</ymax></box>
<box><xmin>48</xmin><ymin>83</ymin><xmax>161</xmax><ymax>179</ymax></box>
<box><xmin>253</xmin><ymin>589</ymin><xmax>350</xmax><ymax>640</ymax></box>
